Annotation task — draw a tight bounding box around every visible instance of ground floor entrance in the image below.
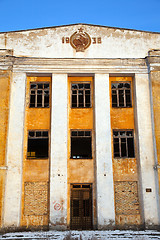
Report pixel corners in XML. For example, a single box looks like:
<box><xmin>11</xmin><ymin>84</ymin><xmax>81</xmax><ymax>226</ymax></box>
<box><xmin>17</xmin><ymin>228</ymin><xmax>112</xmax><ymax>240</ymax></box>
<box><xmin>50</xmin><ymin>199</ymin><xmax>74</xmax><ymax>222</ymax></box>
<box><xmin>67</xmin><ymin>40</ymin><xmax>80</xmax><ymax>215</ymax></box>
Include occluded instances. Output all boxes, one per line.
<box><xmin>70</xmin><ymin>184</ymin><xmax>93</xmax><ymax>230</ymax></box>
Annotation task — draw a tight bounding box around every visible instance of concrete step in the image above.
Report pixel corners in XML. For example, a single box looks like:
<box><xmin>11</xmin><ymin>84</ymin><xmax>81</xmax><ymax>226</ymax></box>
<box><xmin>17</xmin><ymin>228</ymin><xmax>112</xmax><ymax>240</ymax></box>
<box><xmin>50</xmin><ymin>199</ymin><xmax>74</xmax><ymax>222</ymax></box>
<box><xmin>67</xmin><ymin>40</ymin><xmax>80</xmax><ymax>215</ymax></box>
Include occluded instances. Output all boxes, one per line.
<box><xmin>1</xmin><ymin>230</ymin><xmax>160</xmax><ymax>240</ymax></box>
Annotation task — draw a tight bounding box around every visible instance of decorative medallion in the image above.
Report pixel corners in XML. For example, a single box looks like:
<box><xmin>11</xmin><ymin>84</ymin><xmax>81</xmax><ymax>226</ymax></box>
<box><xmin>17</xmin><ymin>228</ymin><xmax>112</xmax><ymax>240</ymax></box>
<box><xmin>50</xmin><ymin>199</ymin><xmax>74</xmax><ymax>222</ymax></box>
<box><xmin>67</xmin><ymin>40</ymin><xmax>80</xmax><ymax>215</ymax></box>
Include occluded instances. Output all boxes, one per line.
<box><xmin>62</xmin><ymin>27</ymin><xmax>102</xmax><ymax>52</ymax></box>
<box><xmin>70</xmin><ymin>28</ymin><xmax>91</xmax><ymax>52</ymax></box>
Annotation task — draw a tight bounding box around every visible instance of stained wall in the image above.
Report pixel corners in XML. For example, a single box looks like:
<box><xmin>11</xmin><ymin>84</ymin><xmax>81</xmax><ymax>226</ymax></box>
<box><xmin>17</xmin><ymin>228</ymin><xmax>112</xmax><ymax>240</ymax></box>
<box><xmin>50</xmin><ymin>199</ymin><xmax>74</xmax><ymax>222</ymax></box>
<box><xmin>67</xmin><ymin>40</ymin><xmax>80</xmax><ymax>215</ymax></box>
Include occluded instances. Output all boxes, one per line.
<box><xmin>0</xmin><ymin>70</ymin><xmax>11</xmax><ymax>227</ymax></box>
<box><xmin>67</xmin><ymin>76</ymin><xmax>96</xmax><ymax>227</ymax></box>
<box><xmin>21</xmin><ymin>76</ymin><xmax>51</xmax><ymax>228</ymax></box>
<box><xmin>110</xmin><ymin>76</ymin><xmax>142</xmax><ymax>226</ymax></box>
<box><xmin>151</xmin><ymin>69</ymin><xmax>160</xmax><ymax>196</ymax></box>
<box><xmin>0</xmin><ymin>24</ymin><xmax>160</xmax><ymax>59</ymax></box>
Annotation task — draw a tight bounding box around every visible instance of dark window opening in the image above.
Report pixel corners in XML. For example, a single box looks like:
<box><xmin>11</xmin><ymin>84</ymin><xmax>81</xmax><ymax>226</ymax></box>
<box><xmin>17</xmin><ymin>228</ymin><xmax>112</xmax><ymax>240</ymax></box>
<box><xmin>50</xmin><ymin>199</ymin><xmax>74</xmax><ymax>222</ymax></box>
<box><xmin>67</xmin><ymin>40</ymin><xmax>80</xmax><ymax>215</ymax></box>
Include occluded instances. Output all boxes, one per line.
<box><xmin>27</xmin><ymin>130</ymin><xmax>49</xmax><ymax>159</ymax></box>
<box><xmin>83</xmin><ymin>199</ymin><xmax>90</xmax><ymax>217</ymax></box>
<box><xmin>111</xmin><ymin>82</ymin><xmax>132</xmax><ymax>108</ymax></box>
<box><xmin>71</xmin><ymin>83</ymin><xmax>91</xmax><ymax>108</ymax></box>
<box><xmin>73</xmin><ymin>200</ymin><xmax>79</xmax><ymax>217</ymax></box>
<box><xmin>113</xmin><ymin>130</ymin><xmax>135</xmax><ymax>158</ymax></box>
<box><xmin>30</xmin><ymin>83</ymin><xmax>50</xmax><ymax>108</ymax></box>
<box><xmin>71</xmin><ymin>130</ymin><xmax>92</xmax><ymax>159</ymax></box>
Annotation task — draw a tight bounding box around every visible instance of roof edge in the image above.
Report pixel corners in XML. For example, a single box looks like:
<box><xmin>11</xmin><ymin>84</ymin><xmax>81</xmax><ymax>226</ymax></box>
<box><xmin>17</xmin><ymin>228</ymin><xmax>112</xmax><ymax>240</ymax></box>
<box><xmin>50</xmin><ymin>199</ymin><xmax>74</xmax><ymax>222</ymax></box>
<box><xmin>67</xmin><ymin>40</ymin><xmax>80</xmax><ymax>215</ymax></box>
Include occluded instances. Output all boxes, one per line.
<box><xmin>0</xmin><ymin>23</ymin><xmax>159</xmax><ymax>34</ymax></box>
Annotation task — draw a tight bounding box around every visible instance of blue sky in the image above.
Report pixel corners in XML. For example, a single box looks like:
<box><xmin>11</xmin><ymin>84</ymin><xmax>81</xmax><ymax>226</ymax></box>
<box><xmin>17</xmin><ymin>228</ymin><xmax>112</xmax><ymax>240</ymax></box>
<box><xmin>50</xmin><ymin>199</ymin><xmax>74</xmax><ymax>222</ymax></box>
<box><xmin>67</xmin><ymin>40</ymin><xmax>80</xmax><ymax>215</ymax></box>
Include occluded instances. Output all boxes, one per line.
<box><xmin>0</xmin><ymin>0</ymin><xmax>160</xmax><ymax>32</ymax></box>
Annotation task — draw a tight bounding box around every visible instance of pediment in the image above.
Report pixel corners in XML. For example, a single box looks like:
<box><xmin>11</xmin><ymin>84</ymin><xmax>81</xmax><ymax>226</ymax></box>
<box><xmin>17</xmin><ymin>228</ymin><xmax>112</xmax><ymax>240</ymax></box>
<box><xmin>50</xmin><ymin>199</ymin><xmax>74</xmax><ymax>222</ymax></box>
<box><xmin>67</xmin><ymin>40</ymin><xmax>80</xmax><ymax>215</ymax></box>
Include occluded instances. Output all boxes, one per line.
<box><xmin>0</xmin><ymin>23</ymin><xmax>159</xmax><ymax>59</ymax></box>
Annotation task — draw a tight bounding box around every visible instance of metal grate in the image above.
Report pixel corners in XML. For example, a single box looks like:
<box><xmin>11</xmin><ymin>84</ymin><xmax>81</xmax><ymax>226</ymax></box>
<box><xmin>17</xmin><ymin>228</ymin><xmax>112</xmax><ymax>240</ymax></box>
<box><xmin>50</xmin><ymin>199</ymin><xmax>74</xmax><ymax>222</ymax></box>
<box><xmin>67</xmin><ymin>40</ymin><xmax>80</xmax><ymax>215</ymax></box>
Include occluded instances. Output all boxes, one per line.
<box><xmin>70</xmin><ymin>184</ymin><xmax>92</xmax><ymax>230</ymax></box>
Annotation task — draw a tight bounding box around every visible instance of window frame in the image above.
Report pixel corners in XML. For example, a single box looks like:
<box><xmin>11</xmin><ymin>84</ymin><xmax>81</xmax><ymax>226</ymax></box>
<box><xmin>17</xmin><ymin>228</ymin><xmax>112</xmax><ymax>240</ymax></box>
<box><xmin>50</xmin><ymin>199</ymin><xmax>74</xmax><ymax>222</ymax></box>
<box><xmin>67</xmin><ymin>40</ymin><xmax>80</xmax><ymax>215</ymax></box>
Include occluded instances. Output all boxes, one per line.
<box><xmin>27</xmin><ymin>130</ymin><xmax>49</xmax><ymax>159</ymax></box>
<box><xmin>29</xmin><ymin>82</ymin><xmax>50</xmax><ymax>108</ymax></box>
<box><xmin>113</xmin><ymin>129</ymin><xmax>135</xmax><ymax>159</ymax></box>
<box><xmin>71</xmin><ymin>82</ymin><xmax>92</xmax><ymax>108</ymax></box>
<box><xmin>111</xmin><ymin>81</ymin><xmax>132</xmax><ymax>108</ymax></box>
<box><xmin>70</xmin><ymin>129</ymin><xmax>92</xmax><ymax>159</ymax></box>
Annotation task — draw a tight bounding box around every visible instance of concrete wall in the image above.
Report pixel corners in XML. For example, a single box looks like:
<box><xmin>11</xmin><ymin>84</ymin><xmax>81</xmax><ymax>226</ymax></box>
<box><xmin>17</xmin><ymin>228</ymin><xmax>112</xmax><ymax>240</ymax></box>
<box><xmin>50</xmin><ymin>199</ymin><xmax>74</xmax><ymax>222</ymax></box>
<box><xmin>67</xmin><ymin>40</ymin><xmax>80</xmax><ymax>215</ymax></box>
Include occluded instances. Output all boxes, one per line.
<box><xmin>3</xmin><ymin>72</ymin><xmax>26</xmax><ymax>228</ymax></box>
<box><xmin>50</xmin><ymin>74</ymin><xmax>68</xmax><ymax>230</ymax></box>
<box><xmin>0</xmin><ymin>25</ymin><xmax>160</xmax><ymax>231</ymax></box>
<box><xmin>0</xmin><ymin>24</ymin><xmax>159</xmax><ymax>59</ymax></box>
<box><xmin>95</xmin><ymin>74</ymin><xmax>115</xmax><ymax>229</ymax></box>
<box><xmin>135</xmin><ymin>73</ymin><xmax>160</xmax><ymax>227</ymax></box>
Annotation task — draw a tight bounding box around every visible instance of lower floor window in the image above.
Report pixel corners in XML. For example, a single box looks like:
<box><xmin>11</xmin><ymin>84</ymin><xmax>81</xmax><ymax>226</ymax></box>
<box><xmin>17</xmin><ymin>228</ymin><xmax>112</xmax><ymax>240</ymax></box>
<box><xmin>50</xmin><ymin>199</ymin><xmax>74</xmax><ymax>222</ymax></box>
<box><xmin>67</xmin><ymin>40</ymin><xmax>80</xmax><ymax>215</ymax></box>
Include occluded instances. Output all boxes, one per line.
<box><xmin>71</xmin><ymin>130</ymin><xmax>92</xmax><ymax>159</ymax></box>
<box><xmin>113</xmin><ymin>130</ymin><xmax>135</xmax><ymax>158</ymax></box>
<box><xmin>27</xmin><ymin>130</ymin><xmax>49</xmax><ymax>159</ymax></box>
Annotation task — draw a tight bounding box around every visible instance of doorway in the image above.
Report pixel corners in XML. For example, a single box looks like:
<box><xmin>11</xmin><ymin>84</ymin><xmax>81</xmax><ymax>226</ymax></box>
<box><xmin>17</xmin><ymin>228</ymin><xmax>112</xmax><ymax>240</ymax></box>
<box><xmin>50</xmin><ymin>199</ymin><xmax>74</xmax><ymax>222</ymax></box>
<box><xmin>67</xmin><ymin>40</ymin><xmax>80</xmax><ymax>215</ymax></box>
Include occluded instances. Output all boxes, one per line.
<box><xmin>70</xmin><ymin>184</ymin><xmax>93</xmax><ymax>230</ymax></box>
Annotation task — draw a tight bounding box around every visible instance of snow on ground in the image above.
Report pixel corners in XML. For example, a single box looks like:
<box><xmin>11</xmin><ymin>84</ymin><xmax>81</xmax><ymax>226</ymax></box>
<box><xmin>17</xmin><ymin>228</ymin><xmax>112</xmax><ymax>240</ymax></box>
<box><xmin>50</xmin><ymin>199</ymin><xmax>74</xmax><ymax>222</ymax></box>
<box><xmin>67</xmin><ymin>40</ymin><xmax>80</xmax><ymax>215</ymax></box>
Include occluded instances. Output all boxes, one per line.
<box><xmin>1</xmin><ymin>230</ymin><xmax>160</xmax><ymax>240</ymax></box>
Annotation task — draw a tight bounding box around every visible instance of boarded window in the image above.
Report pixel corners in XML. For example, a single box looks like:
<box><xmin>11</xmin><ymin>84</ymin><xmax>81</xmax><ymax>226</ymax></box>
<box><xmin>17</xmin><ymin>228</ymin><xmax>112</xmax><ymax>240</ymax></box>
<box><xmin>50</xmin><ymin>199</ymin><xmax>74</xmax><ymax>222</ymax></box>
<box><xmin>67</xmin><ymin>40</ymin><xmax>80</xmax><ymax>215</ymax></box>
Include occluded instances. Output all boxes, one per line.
<box><xmin>111</xmin><ymin>82</ymin><xmax>132</xmax><ymax>108</ymax></box>
<box><xmin>114</xmin><ymin>181</ymin><xmax>140</xmax><ymax>215</ymax></box>
<box><xmin>24</xmin><ymin>182</ymin><xmax>48</xmax><ymax>216</ymax></box>
<box><xmin>113</xmin><ymin>130</ymin><xmax>135</xmax><ymax>158</ymax></box>
<box><xmin>30</xmin><ymin>82</ymin><xmax>50</xmax><ymax>108</ymax></box>
<box><xmin>71</xmin><ymin>83</ymin><xmax>91</xmax><ymax>108</ymax></box>
<box><xmin>71</xmin><ymin>130</ymin><xmax>92</xmax><ymax>159</ymax></box>
<box><xmin>27</xmin><ymin>130</ymin><xmax>49</xmax><ymax>159</ymax></box>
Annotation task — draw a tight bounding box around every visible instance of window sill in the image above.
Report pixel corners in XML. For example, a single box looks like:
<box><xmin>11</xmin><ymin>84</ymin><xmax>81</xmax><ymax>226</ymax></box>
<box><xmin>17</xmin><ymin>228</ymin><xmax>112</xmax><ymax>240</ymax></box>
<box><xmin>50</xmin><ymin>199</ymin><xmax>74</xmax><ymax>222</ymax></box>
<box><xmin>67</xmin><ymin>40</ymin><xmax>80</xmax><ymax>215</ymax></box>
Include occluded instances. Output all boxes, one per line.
<box><xmin>29</xmin><ymin>107</ymin><xmax>50</xmax><ymax>109</ymax></box>
<box><xmin>113</xmin><ymin>157</ymin><xmax>135</xmax><ymax>160</ymax></box>
<box><xmin>26</xmin><ymin>157</ymin><xmax>49</xmax><ymax>160</ymax></box>
<box><xmin>112</xmin><ymin>106</ymin><xmax>132</xmax><ymax>109</ymax></box>
<box><xmin>71</xmin><ymin>107</ymin><xmax>92</xmax><ymax>109</ymax></box>
<box><xmin>70</xmin><ymin>158</ymin><xmax>93</xmax><ymax>160</ymax></box>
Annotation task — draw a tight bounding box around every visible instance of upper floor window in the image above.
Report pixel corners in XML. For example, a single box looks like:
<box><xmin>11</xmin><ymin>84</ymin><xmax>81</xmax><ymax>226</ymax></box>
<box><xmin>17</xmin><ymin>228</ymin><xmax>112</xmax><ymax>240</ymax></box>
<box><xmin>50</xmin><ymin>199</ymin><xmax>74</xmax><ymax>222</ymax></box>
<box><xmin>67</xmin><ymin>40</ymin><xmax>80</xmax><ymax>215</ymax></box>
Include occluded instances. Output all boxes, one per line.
<box><xmin>71</xmin><ymin>83</ymin><xmax>91</xmax><ymax>108</ymax></box>
<box><xmin>113</xmin><ymin>130</ymin><xmax>135</xmax><ymax>158</ymax></box>
<box><xmin>30</xmin><ymin>83</ymin><xmax>50</xmax><ymax>108</ymax></box>
<box><xmin>27</xmin><ymin>130</ymin><xmax>49</xmax><ymax>159</ymax></box>
<box><xmin>71</xmin><ymin>130</ymin><xmax>92</xmax><ymax>159</ymax></box>
<box><xmin>111</xmin><ymin>82</ymin><xmax>132</xmax><ymax>108</ymax></box>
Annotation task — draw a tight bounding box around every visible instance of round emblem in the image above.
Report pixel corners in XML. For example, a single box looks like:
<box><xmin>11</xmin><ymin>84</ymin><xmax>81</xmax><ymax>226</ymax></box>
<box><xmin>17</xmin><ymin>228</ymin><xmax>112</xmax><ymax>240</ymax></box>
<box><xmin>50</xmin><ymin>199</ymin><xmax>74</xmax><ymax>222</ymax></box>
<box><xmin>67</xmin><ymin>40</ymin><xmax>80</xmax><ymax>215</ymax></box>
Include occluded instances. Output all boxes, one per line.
<box><xmin>54</xmin><ymin>203</ymin><xmax>61</xmax><ymax>211</ymax></box>
<box><xmin>70</xmin><ymin>28</ymin><xmax>91</xmax><ymax>52</ymax></box>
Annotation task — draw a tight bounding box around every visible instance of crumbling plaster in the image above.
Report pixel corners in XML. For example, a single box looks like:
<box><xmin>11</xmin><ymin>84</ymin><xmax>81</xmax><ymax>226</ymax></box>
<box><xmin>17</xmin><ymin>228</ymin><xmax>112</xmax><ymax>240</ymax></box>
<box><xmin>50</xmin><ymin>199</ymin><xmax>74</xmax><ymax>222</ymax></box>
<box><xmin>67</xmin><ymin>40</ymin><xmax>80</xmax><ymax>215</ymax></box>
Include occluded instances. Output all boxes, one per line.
<box><xmin>0</xmin><ymin>24</ymin><xmax>159</xmax><ymax>59</ymax></box>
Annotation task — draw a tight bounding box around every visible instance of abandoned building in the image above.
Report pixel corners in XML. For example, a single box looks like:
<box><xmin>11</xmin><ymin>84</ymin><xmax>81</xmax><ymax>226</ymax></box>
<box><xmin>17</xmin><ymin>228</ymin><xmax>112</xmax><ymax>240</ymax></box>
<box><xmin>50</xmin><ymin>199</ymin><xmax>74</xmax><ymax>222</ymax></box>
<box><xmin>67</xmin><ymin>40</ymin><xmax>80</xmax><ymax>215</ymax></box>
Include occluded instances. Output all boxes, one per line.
<box><xmin>0</xmin><ymin>23</ymin><xmax>160</xmax><ymax>231</ymax></box>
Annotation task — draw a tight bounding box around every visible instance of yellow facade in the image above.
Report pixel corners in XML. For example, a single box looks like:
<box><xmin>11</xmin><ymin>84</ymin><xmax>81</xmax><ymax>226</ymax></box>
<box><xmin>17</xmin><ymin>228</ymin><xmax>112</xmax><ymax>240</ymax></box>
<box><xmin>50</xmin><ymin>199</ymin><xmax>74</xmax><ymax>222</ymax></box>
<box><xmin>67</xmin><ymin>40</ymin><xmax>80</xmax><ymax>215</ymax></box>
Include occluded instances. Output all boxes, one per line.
<box><xmin>110</xmin><ymin>76</ymin><xmax>141</xmax><ymax>226</ymax></box>
<box><xmin>21</xmin><ymin>76</ymin><xmax>51</xmax><ymax>228</ymax></box>
<box><xmin>0</xmin><ymin>70</ymin><xmax>11</xmax><ymax>227</ymax></box>
<box><xmin>151</xmin><ymin>71</ymin><xmax>160</xmax><ymax>192</ymax></box>
<box><xmin>67</xmin><ymin>76</ymin><xmax>96</xmax><ymax>227</ymax></box>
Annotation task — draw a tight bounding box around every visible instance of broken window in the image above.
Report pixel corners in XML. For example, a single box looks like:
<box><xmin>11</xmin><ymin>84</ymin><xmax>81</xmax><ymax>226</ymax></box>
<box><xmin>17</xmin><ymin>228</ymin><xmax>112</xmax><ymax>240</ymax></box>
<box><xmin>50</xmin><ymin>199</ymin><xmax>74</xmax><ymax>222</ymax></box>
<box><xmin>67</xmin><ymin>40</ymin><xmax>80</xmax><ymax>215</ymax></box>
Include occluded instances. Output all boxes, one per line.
<box><xmin>111</xmin><ymin>82</ymin><xmax>132</xmax><ymax>108</ymax></box>
<box><xmin>113</xmin><ymin>130</ymin><xmax>135</xmax><ymax>158</ymax></box>
<box><xmin>27</xmin><ymin>130</ymin><xmax>49</xmax><ymax>159</ymax></box>
<box><xmin>71</xmin><ymin>83</ymin><xmax>91</xmax><ymax>108</ymax></box>
<box><xmin>71</xmin><ymin>130</ymin><xmax>92</xmax><ymax>159</ymax></box>
<box><xmin>30</xmin><ymin>83</ymin><xmax>50</xmax><ymax>108</ymax></box>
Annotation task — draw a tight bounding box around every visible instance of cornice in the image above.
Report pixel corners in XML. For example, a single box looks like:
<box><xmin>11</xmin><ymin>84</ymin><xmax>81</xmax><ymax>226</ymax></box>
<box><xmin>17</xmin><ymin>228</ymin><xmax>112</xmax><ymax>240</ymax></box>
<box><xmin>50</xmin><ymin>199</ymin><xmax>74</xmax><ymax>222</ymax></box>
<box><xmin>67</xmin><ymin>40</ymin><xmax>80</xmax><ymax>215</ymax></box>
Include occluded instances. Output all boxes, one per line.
<box><xmin>0</xmin><ymin>56</ymin><xmax>148</xmax><ymax>74</ymax></box>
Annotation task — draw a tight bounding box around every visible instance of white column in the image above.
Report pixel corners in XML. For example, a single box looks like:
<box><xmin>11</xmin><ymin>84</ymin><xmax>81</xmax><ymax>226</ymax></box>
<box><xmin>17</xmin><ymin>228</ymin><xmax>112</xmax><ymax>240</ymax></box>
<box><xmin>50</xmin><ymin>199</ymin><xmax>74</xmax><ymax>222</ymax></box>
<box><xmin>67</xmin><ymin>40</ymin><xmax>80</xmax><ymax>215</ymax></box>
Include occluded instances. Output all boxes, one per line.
<box><xmin>3</xmin><ymin>72</ymin><xmax>26</xmax><ymax>227</ymax></box>
<box><xmin>95</xmin><ymin>74</ymin><xmax>115</xmax><ymax>229</ymax></box>
<box><xmin>135</xmin><ymin>73</ymin><xmax>160</xmax><ymax>227</ymax></box>
<box><xmin>50</xmin><ymin>74</ymin><xmax>68</xmax><ymax>230</ymax></box>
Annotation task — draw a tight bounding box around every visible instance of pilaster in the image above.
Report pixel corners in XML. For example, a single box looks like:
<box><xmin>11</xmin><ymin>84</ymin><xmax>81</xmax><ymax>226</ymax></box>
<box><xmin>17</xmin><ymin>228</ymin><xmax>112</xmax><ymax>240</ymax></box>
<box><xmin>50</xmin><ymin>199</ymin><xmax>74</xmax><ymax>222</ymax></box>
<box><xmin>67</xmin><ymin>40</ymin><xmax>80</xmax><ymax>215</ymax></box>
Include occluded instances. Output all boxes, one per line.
<box><xmin>50</xmin><ymin>74</ymin><xmax>68</xmax><ymax>230</ymax></box>
<box><xmin>94</xmin><ymin>73</ymin><xmax>115</xmax><ymax>229</ymax></box>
